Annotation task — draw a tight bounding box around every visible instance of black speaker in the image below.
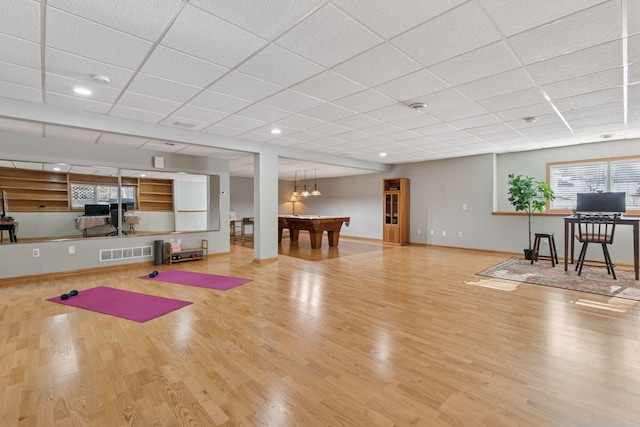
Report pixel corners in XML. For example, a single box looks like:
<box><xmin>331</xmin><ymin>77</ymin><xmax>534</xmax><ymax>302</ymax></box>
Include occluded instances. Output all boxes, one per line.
<box><xmin>154</xmin><ymin>240</ymin><xmax>164</xmax><ymax>265</ymax></box>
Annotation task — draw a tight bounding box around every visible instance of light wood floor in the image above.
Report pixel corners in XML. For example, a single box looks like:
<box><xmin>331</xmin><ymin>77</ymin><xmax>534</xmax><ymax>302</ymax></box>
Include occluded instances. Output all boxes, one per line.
<box><xmin>2</xmin><ymin>237</ymin><xmax>640</xmax><ymax>426</ymax></box>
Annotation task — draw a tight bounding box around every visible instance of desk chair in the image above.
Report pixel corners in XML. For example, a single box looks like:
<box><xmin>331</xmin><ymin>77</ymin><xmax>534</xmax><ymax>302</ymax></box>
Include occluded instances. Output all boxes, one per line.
<box><xmin>575</xmin><ymin>213</ymin><xmax>619</xmax><ymax>279</ymax></box>
<box><xmin>106</xmin><ymin>209</ymin><xmax>126</xmax><ymax>236</ymax></box>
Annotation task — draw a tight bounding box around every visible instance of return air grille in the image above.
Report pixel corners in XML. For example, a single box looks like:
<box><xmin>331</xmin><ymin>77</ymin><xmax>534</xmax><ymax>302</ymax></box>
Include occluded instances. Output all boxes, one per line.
<box><xmin>100</xmin><ymin>245</ymin><xmax>152</xmax><ymax>262</ymax></box>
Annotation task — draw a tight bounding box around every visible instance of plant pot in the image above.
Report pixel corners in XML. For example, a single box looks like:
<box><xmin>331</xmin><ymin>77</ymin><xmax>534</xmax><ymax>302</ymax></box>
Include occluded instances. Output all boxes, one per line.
<box><xmin>524</xmin><ymin>249</ymin><xmax>534</xmax><ymax>260</ymax></box>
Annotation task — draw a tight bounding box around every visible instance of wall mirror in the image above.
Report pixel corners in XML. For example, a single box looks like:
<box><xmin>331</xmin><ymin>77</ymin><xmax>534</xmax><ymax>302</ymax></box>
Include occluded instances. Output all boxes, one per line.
<box><xmin>0</xmin><ymin>159</ymin><xmax>220</xmax><ymax>243</ymax></box>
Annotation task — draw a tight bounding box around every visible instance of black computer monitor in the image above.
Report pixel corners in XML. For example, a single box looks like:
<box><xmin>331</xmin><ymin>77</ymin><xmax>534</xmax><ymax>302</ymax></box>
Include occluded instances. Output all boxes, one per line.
<box><xmin>84</xmin><ymin>204</ymin><xmax>110</xmax><ymax>216</ymax></box>
<box><xmin>1</xmin><ymin>190</ymin><xmax>8</xmax><ymax>218</ymax></box>
<box><xmin>110</xmin><ymin>202</ymin><xmax>128</xmax><ymax>212</ymax></box>
<box><xmin>576</xmin><ymin>192</ymin><xmax>626</xmax><ymax>213</ymax></box>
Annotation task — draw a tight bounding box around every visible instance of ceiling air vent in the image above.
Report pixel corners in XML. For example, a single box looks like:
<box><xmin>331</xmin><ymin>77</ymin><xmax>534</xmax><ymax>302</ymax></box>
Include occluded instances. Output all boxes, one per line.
<box><xmin>172</xmin><ymin>121</ymin><xmax>197</xmax><ymax>128</ymax></box>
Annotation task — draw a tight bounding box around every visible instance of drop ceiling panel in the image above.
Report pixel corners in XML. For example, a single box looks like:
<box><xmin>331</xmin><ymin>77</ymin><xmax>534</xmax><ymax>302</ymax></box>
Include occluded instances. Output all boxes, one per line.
<box><xmin>275</xmin><ymin>4</ymin><xmax>382</xmax><ymax>68</ymax></box>
<box><xmin>1</xmin><ymin>0</ymin><xmax>40</xmax><ymax>42</ymax></box>
<box><xmin>209</xmin><ymin>71</ymin><xmax>283</xmax><ymax>102</ymax></box>
<box><xmin>0</xmin><ymin>62</ymin><xmax>40</xmax><ymax>89</ymax></box>
<box><xmin>332</xmin><ymin>90</ymin><xmax>396</xmax><ymax>113</ymax></box>
<box><xmin>0</xmin><ymin>34</ymin><xmax>41</xmax><ymax>70</ymax></box>
<box><xmin>141</xmin><ymin>46</ymin><xmax>229</xmax><ymax>88</ymax></box>
<box><xmin>161</xmin><ymin>5</ymin><xmax>266</xmax><ymax>68</ymax></box>
<box><xmin>48</xmin><ymin>0</ymin><xmax>183</xmax><ymax>41</ymax></box>
<box><xmin>332</xmin><ymin>114</ymin><xmax>382</xmax><ymax>130</ymax></box>
<box><xmin>45</xmin><ymin>92</ymin><xmax>111</xmax><ymax>114</ymax></box>
<box><xmin>272</xmin><ymin>114</ymin><xmax>324</xmax><ymax>130</ymax></box>
<box><xmin>554</xmin><ymin>87</ymin><xmax>623</xmax><ymax>111</ymax></box>
<box><xmin>46</xmin><ymin>8</ymin><xmax>153</xmax><ymax>69</ymax></box>
<box><xmin>261</xmin><ymin>90</ymin><xmax>325</xmax><ymax>114</ymax></box>
<box><xmin>237</xmin><ymin>44</ymin><xmax>324</xmax><ymax>87</ymax></box>
<box><xmin>478</xmin><ymin>87</ymin><xmax>547</xmax><ymax>113</ymax></box>
<box><xmin>374</xmin><ymin>69</ymin><xmax>450</xmax><ymax>101</ymax></box>
<box><xmin>109</xmin><ymin>105</ymin><xmax>166</xmax><ymax>124</ymax></box>
<box><xmin>429</xmin><ymin>41</ymin><xmax>521</xmax><ymax>86</ymax></box>
<box><xmin>235</xmin><ymin>103</ymin><xmax>293</xmax><ymax>123</ymax></box>
<box><xmin>332</xmin><ymin>44</ymin><xmax>422</xmax><ymax>87</ymax></box>
<box><xmin>46</xmin><ymin>48</ymin><xmax>135</xmax><ymax>90</ymax></box>
<box><xmin>392</xmin><ymin>2</ymin><xmax>501</xmax><ymax>67</ymax></box>
<box><xmin>457</xmin><ymin>68</ymin><xmax>536</xmax><ymax>102</ymax></box>
<box><xmin>291</xmin><ymin>71</ymin><xmax>365</xmax><ymax>102</ymax></box>
<box><xmin>301</xmin><ymin>103</ymin><xmax>355</xmax><ymax>122</ymax></box>
<box><xmin>542</xmin><ymin>68</ymin><xmax>622</xmax><ymax>101</ymax></box>
<box><xmin>189</xmin><ymin>90</ymin><xmax>252</xmax><ymax>115</ymax></box>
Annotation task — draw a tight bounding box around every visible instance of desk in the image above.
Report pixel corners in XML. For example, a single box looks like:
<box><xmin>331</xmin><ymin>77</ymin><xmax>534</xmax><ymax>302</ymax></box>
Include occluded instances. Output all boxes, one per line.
<box><xmin>0</xmin><ymin>221</ymin><xmax>17</xmax><ymax>243</ymax></box>
<box><xmin>564</xmin><ymin>215</ymin><xmax>639</xmax><ymax>280</ymax></box>
<box><xmin>278</xmin><ymin>215</ymin><xmax>350</xmax><ymax>249</ymax></box>
<box><xmin>242</xmin><ymin>217</ymin><xmax>254</xmax><ymax>237</ymax></box>
<box><xmin>75</xmin><ymin>214</ymin><xmax>141</xmax><ymax>237</ymax></box>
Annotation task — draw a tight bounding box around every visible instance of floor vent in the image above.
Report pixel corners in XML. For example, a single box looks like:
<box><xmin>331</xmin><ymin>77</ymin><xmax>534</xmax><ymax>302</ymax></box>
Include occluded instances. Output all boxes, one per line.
<box><xmin>100</xmin><ymin>245</ymin><xmax>152</xmax><ymax>262</ymax></box>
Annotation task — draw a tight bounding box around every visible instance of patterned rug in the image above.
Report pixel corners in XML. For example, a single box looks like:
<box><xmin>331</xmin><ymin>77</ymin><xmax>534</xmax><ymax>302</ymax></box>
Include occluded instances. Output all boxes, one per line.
<box><xmin>477</xmin><ymin>257</ymin><xmax>640</xmax><ymax>301</ymax></box>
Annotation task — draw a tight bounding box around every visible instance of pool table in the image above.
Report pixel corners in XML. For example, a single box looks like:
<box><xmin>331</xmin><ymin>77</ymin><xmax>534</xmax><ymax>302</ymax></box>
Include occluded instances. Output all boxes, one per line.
<box><xmin>278</xmin><ymin>215</ymin><xmax>350</xmax><ymax>249</ymax></box>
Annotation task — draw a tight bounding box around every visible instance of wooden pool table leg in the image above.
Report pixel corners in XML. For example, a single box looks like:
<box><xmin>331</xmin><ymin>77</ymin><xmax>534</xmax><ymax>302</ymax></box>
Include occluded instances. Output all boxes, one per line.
<box><xmin>309</xmin><ymin>231</ymin><xmax>323</xmax><ymax>249</ymax></box>
<box><xmin>290</xmin><ymin>229</ymin><xmax>300</xmax><ymax>241</ymax></box>
<box><xmin>327</xmin><ymin>230</ymin><xmax>340</xmax><ymax>246</ymax></box>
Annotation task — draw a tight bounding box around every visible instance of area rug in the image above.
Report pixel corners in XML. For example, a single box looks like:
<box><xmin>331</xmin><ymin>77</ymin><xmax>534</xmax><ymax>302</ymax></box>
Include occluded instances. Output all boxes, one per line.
<box><xmin>140</xmin><ymin>270</ymin><xmax>252</xmax><ymax>291</ymax></box>
<box><xmin>477</xmin><ymin>257</ymin><xmax>640</xmax><ymax>301</ymax></box>
<box><xmin>47</xmin><ymin>286</ymin><xmax>192</xmax><ymax>322</ymax></box>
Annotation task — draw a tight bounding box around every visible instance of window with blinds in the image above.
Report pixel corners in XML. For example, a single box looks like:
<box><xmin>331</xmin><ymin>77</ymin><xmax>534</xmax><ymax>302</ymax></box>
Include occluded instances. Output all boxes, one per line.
<box><xmin>548</xmin><ymin>157</ymin><xmax>640</xmax><ymax>212</ymax></box>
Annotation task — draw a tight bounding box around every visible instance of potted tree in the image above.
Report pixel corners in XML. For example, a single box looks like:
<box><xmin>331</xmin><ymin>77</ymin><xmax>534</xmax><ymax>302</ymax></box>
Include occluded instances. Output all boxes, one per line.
<box><xmin>507</xmin><ymin>173</ymin><xmax>556</xmax><ymax>260</ymax></box>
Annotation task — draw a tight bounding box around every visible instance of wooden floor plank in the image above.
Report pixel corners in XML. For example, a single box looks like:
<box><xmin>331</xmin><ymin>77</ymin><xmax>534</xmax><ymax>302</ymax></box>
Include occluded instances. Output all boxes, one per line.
<box><xmin>1</xmin><ymin>238</ymin><xmax>640</xmax><ymax>425</ymax></box>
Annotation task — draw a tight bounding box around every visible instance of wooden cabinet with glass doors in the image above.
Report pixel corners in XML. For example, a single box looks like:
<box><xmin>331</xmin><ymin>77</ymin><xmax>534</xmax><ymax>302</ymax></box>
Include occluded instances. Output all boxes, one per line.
<box><xmin>383</xmin><ymin>178</ymin><xmax>409</xmax><ymax>245</ymax></box>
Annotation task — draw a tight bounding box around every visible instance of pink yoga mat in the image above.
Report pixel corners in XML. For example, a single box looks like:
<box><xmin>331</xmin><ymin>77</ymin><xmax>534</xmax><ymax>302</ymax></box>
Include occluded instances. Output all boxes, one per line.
<box><xmin>141</xmin><ymin>270</ymin><xmax>251</xmax><ymax>290</ymax></box>
<box><xmin>47</xmin><ymin>286</ymin><xmax>192</xmax><ymax>322</ymax></box>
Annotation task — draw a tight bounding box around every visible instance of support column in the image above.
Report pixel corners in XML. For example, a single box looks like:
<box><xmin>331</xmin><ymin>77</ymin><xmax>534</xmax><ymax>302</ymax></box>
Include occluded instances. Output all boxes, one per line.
<box><xmin>253</xmin><ymin>152</ymin><xmax>279</xmax><ymax>261</ymax></box>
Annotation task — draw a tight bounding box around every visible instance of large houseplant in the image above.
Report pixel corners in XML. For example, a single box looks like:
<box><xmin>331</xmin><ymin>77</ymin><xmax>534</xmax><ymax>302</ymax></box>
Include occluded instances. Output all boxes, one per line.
<box><xmin>507</xmin><ymin>173</ymin><xmax>556</xmax><ymax>259</ymax></box>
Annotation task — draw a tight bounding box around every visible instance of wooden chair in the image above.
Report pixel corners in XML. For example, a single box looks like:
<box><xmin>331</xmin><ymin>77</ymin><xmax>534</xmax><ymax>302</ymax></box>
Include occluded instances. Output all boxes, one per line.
<box><xmin>575</xmin><ymin>213</ymin><xmax>619</xmax><ymax>279</ymax></box>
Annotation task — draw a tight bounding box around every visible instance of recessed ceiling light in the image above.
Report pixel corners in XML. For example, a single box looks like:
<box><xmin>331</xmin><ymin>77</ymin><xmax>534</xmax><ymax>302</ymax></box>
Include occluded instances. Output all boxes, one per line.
<box><xmin>73</xmin><ymin>87</ymin><xmax>93</xmax><ymax>96</ymax></box>
<box><xmin>140</xmin><ymin>173</ymin><xmax>146</xmax><ymax>177</ymax></box>
<box><xmin>379</xmin><ymin>152</ymin><xmax>387</xmax><ymax>157</ymax></box>
<box><xmin>270</xmin><ymin>128</ymin><xmax>282</xmax><ymax>135</ymax></box>
<box><xmin>92</xmin><ymin>74</ymin><xmax>111</xmax><ymax>84</ymax></box>
<box><xmin>52</xmin><ymin>167</ymin><xmax>61</xmax><ymax>171</ymax></box>
<box><xmin>408</xmin><ymin>103</ymin><xmax>427</xmax><ymax>111</ymax></box>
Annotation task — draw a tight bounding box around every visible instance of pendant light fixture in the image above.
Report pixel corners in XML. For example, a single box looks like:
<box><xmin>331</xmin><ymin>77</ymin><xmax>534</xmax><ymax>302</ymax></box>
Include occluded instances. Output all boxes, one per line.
<box><xmin>301</xmin><ymin>170</ymin><xmax>310</xmax><ymax>197</ymax></box>
<box><xmin>311</xmin><ymin>168</ymin><xmax>321</xmax><ymax>196</ymax></box>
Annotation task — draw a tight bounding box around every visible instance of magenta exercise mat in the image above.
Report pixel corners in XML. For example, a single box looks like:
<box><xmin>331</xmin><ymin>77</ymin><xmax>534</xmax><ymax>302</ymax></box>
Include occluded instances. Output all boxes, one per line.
<box><xmin>141</xmin><ymin>270</ymin><xmax>252</xmax><ymax>290</ymax></box>
<box><xmin>47</xmin><ymin>286</ymin><xmax>192</xmax><ymax>322</ymax></box>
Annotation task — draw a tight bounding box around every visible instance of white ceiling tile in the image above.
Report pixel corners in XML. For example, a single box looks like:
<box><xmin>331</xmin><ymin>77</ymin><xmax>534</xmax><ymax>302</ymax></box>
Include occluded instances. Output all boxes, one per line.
<box><xmin>332</xmin><ymin>90</ymin><xmax>396</xmax><ymax>113</ymax></box>
<box><xmin>235</xmin><ymin>103</ymin><xmax>293</xmax><ymax>122</ymax></box>
<box><xmin>630</xmin><ymin>0</ymin><xmax>640</xmax><ymax>35</ymax></box>
<box><xmin>214</xmin><ymin>115</ymin><xmax>266</xmax><ymax>132</ymax></box>
<box><xmin>478</xmin><ymin>87</ymin><xmax>547</xmax><ymax>113</ymax></box>
<box><xmin>307</xmin><ymin>123</ymin><xmax>352</xmax><ymax>137</ymax></box>
<box><xmin>517</xmin><ymin>122</ymin><xmax>572</xmax><ymax>136</ymax></box>
<box><xmin>429</xmin><ymin>41</ymin><xmax>521</xmax><ymax>86</ymax></box>
<box><xmin>272</xmin><ymin>114</ymin><xmax>324</xmax><ymax>130</ymax></box>
<box><xmin>506</xmin><ymin>113</ymin><xmax>561</xmax><ymax>129</ymax></box>
<box><xmin>201</xmin><ymin>124</ymin><xmax>245</xmax><ymax>137</ymax></box>
<box><xmin>282</xmin><ymin>130</ymin><xmax>325</xmax><ymax>142</ymax></box>
<box><xmin>358</xmin><ymin>122</ymin><xmax>404</xmax><ymax>136</ymax></box>
<box><xmin>161</xmin><ymin>5</ymin><xmax>266</xmax><ymax>68</ymax></box>
<box><xmin>481</xmin><ymin>130</ymin><xmax>528</xmax><ymax>142</ymax></box>
<box><xmin>0</xmin><ymin>34</ymin><xmax>41</xmax><ymax>69</ymax></box>
<box><xmin>526</xmin><ymin>40</ymin><xmax>622</xmax><ymax>85</ymax></box>
<box><xmin>1</xmin><ymin>0</ymin><xmax>40</xmax><ymax>42</ymax></box>
<box><xmin>237</xmin><ymin>44</ymin><xmax>324</xmax><ymax>87</ymax></box>
<box><xmin>291</xmin><ymin>71</ymin><xmax>365</xmax><ymax>102</ymax></box>
<box><xmin>569</xmin><ymin>112</ymin><xmax>624</xmax><ymax>130</ymax></box>
<box><xmin>109</xmin><ymin>105</ymin><xmax>166</xmax><ymax>123</ymax></box>
<box><xmin>492</xmin><ymin>103</ymin><xmax>557</xmax><ymax>122</ymax></box>
<box><xmin>127</xmin><ymin>73</ymin><xmax>201</xmax><ymax>103</ymax></box>
<box><xmin>170</xmin><ymin>105</ymin><xmax>227</xmax><ymax>125</ymax></box>
<box><xmin>561</xmin><ymin>101</ymin><xmax>622</xmax><ymax>121</ymax></box>
<box><xmin>0</xmin><ymin>62</ymin><xmax>40</xmax><ymax>89</ymax></box>
<box><xmin>261</xmin><ymin>90</ymin><xmax>325</xmax><ymax>114</ymax></box>
<box><xmin>176</xmin><ymin>145</ymin><xmax>227</xmax><ymax>157</ymax></box>
<box><xmin>507</xmin><ymin>1</ymin><xmax>620</xmax><ymax>64</ymax></box>
<box><xmin>629</xmin><ymin>63</ymin><xmax>640</xmax><ymax>85</ymax></box>
<box><xmin>46</xmin><ymin>8</ymin><xmax>153</xmax><ymax>69</ymax></box>
<box><xmin>45</xmin><ymin>92</ymin><xmax>111</xmax><ymax>114</ymax></box>
<box><xmin>275</xmin><ymin>4</ymin><xmax>382</xmax><ymax>68</ymax></box>
<box><xmin>374</xmin><ymin>69</ymin><xmax>449</xmax><ymax>102</ymax></box>
<box><xmin>333</xmin><ymin>130</ymin><xmax>372</xmax><ymax>142</ymax></box>
<box><xmin>46</xmin><ymin>48</ymin><xmax>135</xmax><ymax>90</ymax></box>
<box><xmin>412</xmin><ymin>123</ymin><xmax>459</xmax><ymax>136</ymax></box>
<box><xmin>334</xmin><ymin>0</ymin><xmax>466</xmax><ymax>39</ymax></box>
<box><xmin>465</xmin><ymin>123</ymin><xmax>514</xmax><ymax>136</ymax></box>
<box><xmin>45</xmin><ymin>73</ymin><xmax>121</xmax><ymax>103</ymax></box>
<box><xmin>448</xmin><ymin>114</ymin><xmax>501</xmax><ymax>129</ymax></box>
<box><xmin>457</xmin><ymin>68</ymin><xmax>536</xmax><ymax>101</ymax></box>
<box><xmin>554</xmin><ymin>87</ymin><xmax>623</xmax><ymax>112</ymax></box>
<box><xmin>189</xmin><ymin>90</ymin><xmax>252</xmax><ymax>114</ymax></box>
<box><xmin>332</xmin><ymin>43</ymin><xmax>421</xmax><ymax>87</ymax></box>
<box><xmin>419</xmin><ymin>88</ymin><xmax>489</xmax><ymax>121</ymax></box>
<box><xmin>543</xmin><ymin>68</ymin><xmax>622</xmax><ymax>101</ymax></box>
<box><xmin>190</xmin><ymin>0</ymin><xmax>324</xmax><ymax>40</ymax></box>
<box><xmin>97</xmin><ymin>133</ymin><xmax>149</xmax><ymax>148</ymax></box>
<box><xmin>141</xmin><ymin>46</ymin><xmax>229</xmax><ymax>88</ymax></box>
<box><xmin>301</xmin><ymin>103</ymin><xmax>355</xmax><ymax>122</ymax></box>
<box><xmin>366</xmin><ymin>103</ymin><xmax>418</xmax><ymax>122</ymax></box>
<box><xmin>392</xmin><ymin>2</ymin><xmax>501</xmax><ymax>67</ymax></box>
<box><xmin>209</xmin><ymin>71</ymin><xmax>283</xmax><ymax>102</ymax></box>
<box><xmin>390</xmin><ymin>113</ymin><xmax>441</xmax><ymax>130</ymax></box>
<box><xmin>382</xmin><ymin>130</ymin><xmax>422</xmax><ymax>142</ymax></box>
<box><xmin>48</xmin><ymin>0</ymin><xmax>182</xmax><ymax>41</ymax></box>
<box><xmin>158</xmin><ymin>116</ymin><xmax>211</xmax><ymax>131</ymax></box>
<box><xmin>117</xmin><ymin>92</ymin><xmax>181</xmax><ymax>115</ymax></box>
<box><xmin>478</xmin><ymin>0</ymin><xmax>607</xmax><ymax>37</ymax></box>
<box><xmin>332</xmin><ymin>114</ymin><xmax>382</xmax><ymax>130</ymax></box>
<box><xmin>141</xmin><ymin>139</ymin><xmax>188</xmax><ymax>153</ymax></box>
<box><xmin>44</xmin><ymin>124</ymin><xmax>101</xmax><ymax>143</ymax></box>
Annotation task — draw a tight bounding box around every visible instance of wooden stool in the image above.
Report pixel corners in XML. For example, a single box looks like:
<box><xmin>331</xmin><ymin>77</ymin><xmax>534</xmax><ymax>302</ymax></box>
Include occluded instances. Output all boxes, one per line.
<box><xmin>531</xmin><ymin>232</ymin><xmax>558</xmax><ymax>267</ymax></box>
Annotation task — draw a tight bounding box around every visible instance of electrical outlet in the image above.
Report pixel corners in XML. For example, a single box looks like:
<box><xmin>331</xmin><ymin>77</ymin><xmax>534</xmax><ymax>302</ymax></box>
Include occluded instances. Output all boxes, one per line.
<box><xmin>458</xmin><ymin>232</ymin><xmax>463</xmax><ymax>238</ymax></box>
<box><xmin>68</xmin><ymin>246</ymin><xmax>75</xmax><ymax>255</ymax></box>
<box><xmin>417</xmin><ymin>228</ymin><xmax>421</xmax><ymax>234</ymax></box>
<box><xmin>462</xmin><ymin>203</ymin><xmax>467</xmax><ymax>210</ymax></box>
<box><xmin>430</xmin><ymin>230</ymin><xmax>434</xmax><ymax>235</ymax></box>
<box><xmin>33</xmin><ymin>248</ymin><xmax>40</xmax><ymax>258</ymax></box>
<box><xmin>442</xmin><ymin>230</ymin><xmax>446</xmax><ymax>236</ymax></box>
